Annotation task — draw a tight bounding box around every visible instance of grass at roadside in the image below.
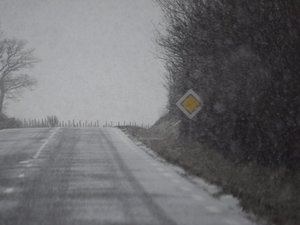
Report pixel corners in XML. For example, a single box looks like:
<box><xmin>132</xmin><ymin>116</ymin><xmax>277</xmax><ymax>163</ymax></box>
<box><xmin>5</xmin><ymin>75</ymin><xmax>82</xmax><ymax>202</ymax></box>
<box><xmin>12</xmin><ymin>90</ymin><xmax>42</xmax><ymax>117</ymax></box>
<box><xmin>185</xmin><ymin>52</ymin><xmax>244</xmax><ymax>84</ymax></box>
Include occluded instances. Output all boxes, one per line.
<box><xmin>120</xmin><ymin>125</ymin><xmax>300</xmax><ymax>225</ymax></box>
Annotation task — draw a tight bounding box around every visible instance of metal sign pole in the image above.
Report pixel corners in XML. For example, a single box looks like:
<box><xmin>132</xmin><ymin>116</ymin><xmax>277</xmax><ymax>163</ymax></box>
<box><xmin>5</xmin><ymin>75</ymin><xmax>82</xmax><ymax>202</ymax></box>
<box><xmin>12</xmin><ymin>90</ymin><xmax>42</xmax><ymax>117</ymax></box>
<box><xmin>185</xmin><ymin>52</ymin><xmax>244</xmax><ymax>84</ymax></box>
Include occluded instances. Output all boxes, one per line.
<box><xmin>188</xmin><ymin>119</ymin><xmax>192</xmax><ymax>142</ymax></box>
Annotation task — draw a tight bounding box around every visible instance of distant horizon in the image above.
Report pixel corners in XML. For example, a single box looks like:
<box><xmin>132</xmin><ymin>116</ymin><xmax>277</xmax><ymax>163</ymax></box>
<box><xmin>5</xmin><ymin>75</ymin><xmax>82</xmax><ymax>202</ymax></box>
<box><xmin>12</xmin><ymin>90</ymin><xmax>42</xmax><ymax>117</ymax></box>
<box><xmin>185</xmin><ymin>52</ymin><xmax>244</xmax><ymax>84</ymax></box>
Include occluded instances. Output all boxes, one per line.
<box><xmin>14</xmin><ymin>117</ymin><xmax>154</xmax><ymax>128</ymax></box>
<box><xmin>0</xmin><ymin>0</ymin><xmax>167</xmax><ymax>125</ymax></box>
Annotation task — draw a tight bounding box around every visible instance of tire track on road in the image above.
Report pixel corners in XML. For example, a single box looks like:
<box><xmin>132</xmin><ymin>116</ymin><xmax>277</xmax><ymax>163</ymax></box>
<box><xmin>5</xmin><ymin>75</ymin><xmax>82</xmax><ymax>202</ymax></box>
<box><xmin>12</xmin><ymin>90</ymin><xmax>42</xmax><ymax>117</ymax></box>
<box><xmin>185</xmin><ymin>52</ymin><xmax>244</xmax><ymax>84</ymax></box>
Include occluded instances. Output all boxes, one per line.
<box><xmin>101</xmin><ymin>130</ymin><xmax>177</xmax><ymax>225</ymax></box>
<box><xmin>3</xmin><ymin>128</ymin><xmax>77</xmax><ymax>225</ymax></box>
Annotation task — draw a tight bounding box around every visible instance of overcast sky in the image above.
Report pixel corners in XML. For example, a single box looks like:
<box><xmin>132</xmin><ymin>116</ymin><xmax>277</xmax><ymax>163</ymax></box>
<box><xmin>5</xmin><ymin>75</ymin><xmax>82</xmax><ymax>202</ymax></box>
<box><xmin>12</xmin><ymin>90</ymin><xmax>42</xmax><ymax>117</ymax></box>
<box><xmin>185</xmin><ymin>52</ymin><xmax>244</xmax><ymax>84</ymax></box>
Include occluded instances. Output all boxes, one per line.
<box><xmin>0</xmin><ymin>0</ymin><xmax>167</xmax><ymax>125</ymax></box>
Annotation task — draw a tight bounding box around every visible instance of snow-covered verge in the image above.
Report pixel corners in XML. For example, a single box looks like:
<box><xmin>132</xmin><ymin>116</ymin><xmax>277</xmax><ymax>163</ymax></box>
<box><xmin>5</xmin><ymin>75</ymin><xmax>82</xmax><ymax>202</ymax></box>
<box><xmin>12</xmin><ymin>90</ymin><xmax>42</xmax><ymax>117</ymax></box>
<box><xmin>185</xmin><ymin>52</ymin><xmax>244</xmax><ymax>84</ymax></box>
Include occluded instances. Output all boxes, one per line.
<box><xmin>119</xmin><ymin>119</ymin><xmax>300</xmax><ymax>225</ymax></box>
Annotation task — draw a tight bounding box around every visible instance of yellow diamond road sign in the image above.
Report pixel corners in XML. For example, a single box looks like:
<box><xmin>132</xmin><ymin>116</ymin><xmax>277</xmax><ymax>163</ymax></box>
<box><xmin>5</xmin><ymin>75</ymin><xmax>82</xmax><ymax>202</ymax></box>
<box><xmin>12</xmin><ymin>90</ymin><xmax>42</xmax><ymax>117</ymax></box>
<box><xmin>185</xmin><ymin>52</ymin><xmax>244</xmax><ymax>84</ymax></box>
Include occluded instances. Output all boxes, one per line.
<box><xmin>176</xmin><ymin>89</ymin><xmax>203</xmax><ymax>119</ymax></box>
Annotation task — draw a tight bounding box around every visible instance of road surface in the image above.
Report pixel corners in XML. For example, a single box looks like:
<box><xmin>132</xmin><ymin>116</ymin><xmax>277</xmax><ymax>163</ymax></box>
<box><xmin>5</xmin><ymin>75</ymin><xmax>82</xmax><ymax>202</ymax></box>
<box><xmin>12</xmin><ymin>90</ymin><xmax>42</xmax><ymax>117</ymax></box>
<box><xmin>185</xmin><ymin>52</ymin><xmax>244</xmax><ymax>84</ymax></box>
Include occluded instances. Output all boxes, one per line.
<box><xmin>0</xmin><ymin>128</ymin><xmax>256</xmax><ymax>225</ymax></box>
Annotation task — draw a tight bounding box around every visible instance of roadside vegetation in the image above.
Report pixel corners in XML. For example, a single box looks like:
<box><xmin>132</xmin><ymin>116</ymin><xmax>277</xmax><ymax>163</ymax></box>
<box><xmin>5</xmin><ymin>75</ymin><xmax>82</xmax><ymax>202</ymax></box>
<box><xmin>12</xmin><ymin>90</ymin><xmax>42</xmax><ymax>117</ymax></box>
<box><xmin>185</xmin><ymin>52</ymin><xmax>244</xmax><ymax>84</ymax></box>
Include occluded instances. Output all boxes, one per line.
<box><xmin>122</xmin><ymin>118</ymin><xmax>300</xmax><ymax>225</ymax></box>
<box><xmin>156</xmin><ymin>0</ymin><xmax>300</xmax><ymax>170</ymax></box>
<box><xmin>0</xmin><ymin>112</ymin><xmax>21</xmax><ymax>129</ymax></box>
<box><xmin>124</xmin><ymin>1</ymin><xmax>300</xmax><ymax>224</ymax></box>
<box><xmin>0</xmin><ymin>29</ymin><xmax>38</xmax><ymax>128</ymax></box>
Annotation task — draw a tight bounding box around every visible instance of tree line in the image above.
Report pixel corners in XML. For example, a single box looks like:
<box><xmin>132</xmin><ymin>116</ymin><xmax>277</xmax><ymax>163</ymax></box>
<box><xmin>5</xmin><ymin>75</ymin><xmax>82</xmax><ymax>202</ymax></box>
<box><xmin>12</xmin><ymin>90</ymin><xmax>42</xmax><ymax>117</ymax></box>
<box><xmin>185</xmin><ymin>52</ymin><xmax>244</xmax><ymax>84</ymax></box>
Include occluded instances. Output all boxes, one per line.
<box><xmin>156</xmin><ymin>0</ymin><xmax>300</xmax><ymax>169</ymax></box>
<box><xmin>6</xmin><ymin>116</ymin><xmax>151</xmax><ymax>129</ymax></box>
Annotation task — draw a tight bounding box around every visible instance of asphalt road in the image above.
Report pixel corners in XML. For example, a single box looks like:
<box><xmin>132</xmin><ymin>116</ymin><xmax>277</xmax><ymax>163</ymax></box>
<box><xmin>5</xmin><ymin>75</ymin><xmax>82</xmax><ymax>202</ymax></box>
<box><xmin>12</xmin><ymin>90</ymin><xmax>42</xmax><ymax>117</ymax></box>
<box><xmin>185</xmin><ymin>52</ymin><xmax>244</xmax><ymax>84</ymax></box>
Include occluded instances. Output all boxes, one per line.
<box><xmin>0</xmin><ymin>128</ymin><xmax>257</xmax><ymax>225</ymax></box>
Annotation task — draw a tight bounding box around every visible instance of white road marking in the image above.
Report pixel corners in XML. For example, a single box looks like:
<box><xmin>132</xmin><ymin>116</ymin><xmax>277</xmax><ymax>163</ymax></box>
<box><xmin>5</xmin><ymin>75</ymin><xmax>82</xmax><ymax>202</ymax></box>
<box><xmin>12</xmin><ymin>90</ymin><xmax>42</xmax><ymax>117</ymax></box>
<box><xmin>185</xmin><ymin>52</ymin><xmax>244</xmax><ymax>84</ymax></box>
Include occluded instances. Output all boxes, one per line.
<box><xmin>205</xmin><ymin>206</ymin><xmax>221</xmax><ymax>213</ymax></box>
<box><xmin>4</xmin><ymin>188</ymin><xmax>14</xmax><ymax>194</ymax></box>
<box><xmin>19</xmin><ymin>160</ymin><xmax>31</xmax><ymax>164</ymax></box>
<box><xmin>192</xmin><ymin>194</ymin><xmax>205</xmax><ymax>201</ymax></box>
<box><xmin>33</xmin><ymin>128</ymin><xmax>59</xmax><ymax>159</ymax></box>
<box><xmin>18</xmin><ymin>174</ymin><xmax>25</xmax><ymax>178</ymax></box>
<box><xmin>26</xmin><ymin>164</ymin><xmax>32</xmax><ymax>168</ymax></box>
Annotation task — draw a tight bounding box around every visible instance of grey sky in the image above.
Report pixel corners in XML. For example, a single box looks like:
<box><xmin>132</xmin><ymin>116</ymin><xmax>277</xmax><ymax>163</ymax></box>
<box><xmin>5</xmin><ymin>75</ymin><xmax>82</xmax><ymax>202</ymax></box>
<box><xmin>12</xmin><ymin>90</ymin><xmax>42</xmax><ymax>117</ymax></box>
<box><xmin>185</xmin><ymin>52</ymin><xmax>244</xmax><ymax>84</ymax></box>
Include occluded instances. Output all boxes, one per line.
<box><xmin>0</xmin><ymin>0</ymin><xmax>166</xmax><ymax>125</ymax></box>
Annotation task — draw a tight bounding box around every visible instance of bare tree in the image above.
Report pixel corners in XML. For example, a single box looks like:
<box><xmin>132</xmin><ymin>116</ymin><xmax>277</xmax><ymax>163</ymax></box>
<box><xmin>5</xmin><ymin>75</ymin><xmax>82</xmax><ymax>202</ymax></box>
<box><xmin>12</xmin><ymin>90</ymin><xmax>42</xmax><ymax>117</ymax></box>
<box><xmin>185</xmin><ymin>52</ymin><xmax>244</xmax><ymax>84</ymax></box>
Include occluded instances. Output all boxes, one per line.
<box><xmin>0</xmin><ymin>38</ymin><xmax>38</xmax><ymax>113</ymax></box>
<box><xmin>47</xmin><ymin>115</ymin><xmax>59</xmax><ymax>127</ymax></box>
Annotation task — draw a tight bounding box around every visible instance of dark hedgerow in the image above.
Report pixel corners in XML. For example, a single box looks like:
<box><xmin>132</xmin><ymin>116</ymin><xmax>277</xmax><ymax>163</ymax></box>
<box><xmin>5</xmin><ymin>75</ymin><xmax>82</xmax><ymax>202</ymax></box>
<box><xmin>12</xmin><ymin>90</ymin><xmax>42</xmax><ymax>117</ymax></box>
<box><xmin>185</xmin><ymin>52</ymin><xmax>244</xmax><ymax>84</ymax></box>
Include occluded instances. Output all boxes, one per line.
<box><xmin>156</xmin><ymin>0</ymin><xmax>300</xmax><ymax>169</ymax></box>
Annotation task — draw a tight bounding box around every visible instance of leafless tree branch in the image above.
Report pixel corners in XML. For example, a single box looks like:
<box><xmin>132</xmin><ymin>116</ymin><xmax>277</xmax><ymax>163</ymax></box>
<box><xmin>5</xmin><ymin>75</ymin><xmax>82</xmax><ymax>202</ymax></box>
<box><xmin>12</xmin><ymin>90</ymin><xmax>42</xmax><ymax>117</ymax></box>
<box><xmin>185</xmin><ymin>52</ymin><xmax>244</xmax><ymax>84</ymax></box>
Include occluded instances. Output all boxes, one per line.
<box><xmin>0</xmin><ymin>38</ymin><xmax>38</xmax><ymax>112</ymax></box>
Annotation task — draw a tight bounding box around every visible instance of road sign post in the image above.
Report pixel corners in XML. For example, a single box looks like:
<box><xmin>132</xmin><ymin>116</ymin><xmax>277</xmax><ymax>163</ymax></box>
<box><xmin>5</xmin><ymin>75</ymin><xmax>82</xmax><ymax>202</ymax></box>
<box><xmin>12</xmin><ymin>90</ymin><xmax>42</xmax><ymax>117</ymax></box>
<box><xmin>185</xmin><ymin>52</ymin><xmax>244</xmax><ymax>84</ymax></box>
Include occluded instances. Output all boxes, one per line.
<box><xmin>176</xmin><ymin>89</ymin><xmax>203</xmax><ymax>141</ymax></box>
